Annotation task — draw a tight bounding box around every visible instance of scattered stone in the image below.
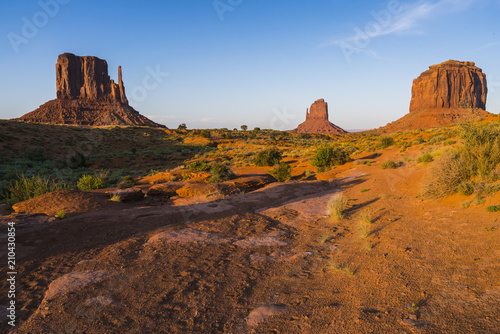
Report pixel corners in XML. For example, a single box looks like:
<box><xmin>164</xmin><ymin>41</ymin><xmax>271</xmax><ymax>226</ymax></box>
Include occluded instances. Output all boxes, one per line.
<box><xmin>246</xmin><ymin>305</ymin><xmax>290</xmax><ymax>327</ymax></box>
<box><xmin>106</xmin><ymin>188</ymin><xmax>144</xmax><ymax>202</ymax></box>
<box><xmin>295</xmin><ymin>99</ymin><xmax>347</xmax><ymax>134</ymax></box>
<box><xmin>44</xmin><ymin>271</ymin><xmax>109</xmax><ymax>301</ymax></box>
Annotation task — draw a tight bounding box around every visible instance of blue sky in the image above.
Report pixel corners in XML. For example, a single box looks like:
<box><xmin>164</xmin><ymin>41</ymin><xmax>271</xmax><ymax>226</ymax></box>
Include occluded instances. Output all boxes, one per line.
<box><xmin>0</xmin><ymin>0</ymin><xmax>499</xmax><ymax>130</ymax></box>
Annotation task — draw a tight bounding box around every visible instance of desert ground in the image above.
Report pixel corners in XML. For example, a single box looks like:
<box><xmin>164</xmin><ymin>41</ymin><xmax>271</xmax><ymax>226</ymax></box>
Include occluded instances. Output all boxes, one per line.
<box><xmin>0</xmin><ymin>118</ymin><xmax>499</xmax><ymax>333</ymax></box>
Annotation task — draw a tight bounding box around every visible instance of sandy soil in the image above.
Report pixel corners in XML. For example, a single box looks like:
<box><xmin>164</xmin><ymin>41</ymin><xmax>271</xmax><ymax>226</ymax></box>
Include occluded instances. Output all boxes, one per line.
<box><xmin>0</xmin><ymin>149</ymin><xmax>499</xmax><ymax>333</ymax></box>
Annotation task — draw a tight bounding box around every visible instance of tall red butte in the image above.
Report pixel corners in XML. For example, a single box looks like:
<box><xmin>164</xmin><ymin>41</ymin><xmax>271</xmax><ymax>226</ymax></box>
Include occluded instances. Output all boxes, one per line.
<box><xmin>18</xmin><ymin>53</ymin><xmax>163</xmax><ymax>127</ymax></box>
<box><xmin>379</xmin><ymin>60</ymin><xmax>489</xmax><ymax>133</ymax></box>
<box><xmin>294</xmin><ymin>99</ymin><xmax>347</xmax><ymax>134</ymax></box>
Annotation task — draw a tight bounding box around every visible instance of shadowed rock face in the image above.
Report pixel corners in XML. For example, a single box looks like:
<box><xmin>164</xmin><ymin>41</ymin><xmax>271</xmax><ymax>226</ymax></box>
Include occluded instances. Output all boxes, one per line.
<box><xmin>295</xmin><ymin>99</ymin><xmax>347</xmax><ymax>134</ymax></box>
<box><xmin>410</xmin><ymin>60</ymin><xmax>487</xmax><ymax>112</ymax></box>
<box><xmin>19</xmin><ymin>53</ymin><xmax>163</xmax><ymax>127</ymax></box>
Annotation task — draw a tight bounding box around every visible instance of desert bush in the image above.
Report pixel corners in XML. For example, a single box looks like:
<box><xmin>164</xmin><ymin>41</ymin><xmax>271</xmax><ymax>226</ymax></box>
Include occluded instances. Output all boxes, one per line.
<box><xmin>423</xmin><ymin>150</ymin><xmax>473</xmax><ymax>198</ymax></box>
<box><xmin>379</xmin><ymin>136</ymin><xmax>395</xmax><ymax>148</ymax></box>
<box><xmin>417</xmin><ymin>153</ymin><xmax>434</xmax><ymax>164</ymax></box>
<box><xmin>254</xmin><ymin>147</ymin><xmax>282</xmax><ymax>166</ymax></box>
<box><xmin>380</xmin><ymin>160</ymin><xmax>398</xmax><ymax>169</ymax></box>
<box><xmin>26</xmin><ymin>147</ymin><xmax>47</xmax><ymax>162</ymax></box>
<box><xmin>208</xmin><ymin>163</ymin><xmax>233</xmax><ymax>183</ymax></box>
<box><xmin>187</xmin><ymin>160</ymin><xmax>211</xmax><ymax>172</ymax></box>
<box><xmin>328</xmin><ymin>194</ymin><xmax>347</xmax><ymax>221</ymax></box>
<box><xmin>486</xmin><ymin>205</ymin><xmax>500</xmax><ymax>212</ymax></box>
<box><xmin>311</xmin><ymin>146</ymin><xmax>351</xmax><ymax>171</ymax></box>
<box><xmin>117</xmin><ymin>176</ymin><xmax>136</xmax><ymax>189</ymax></box>
<box><xmin>423</xmin><ymin>123</ymin><xmax>500</xmax><ymax>198</ymax></box>
<box><xmin>68</xmin><ymin>152</ymin><xmax>87</xmax><ymax>169</ymax></box>
<box><xmin>55</xmin><ymin>210</ymin><xmax>66</xmax><ymax>219</ymax></box>
<box><xmin>269</xmin><ymin>162</ymin><xmax>292</xmax><ymax>182</ymax></box>
<box><xmin>77</xmin><ymin>174</ymin><xmax>105</xmax><ymax>191</ymax></box>
<box><xmin>200</xmin><ymin>130</ymin><xmax>211</xmax><ymax>138</ymax></box>
<box><xmin>458</xmin><ymin>180</ymin><xmax>475</xmax><ymax>196</ymax></box>
<box><xmin>2</xmin><ymin>174</ymin><xmax>69</xmax><ymax>208</ymax></box>
<box><xmin>443</xmin><ymin>139</ymin><xmax>456</xmax><ymax>146</ymax></box>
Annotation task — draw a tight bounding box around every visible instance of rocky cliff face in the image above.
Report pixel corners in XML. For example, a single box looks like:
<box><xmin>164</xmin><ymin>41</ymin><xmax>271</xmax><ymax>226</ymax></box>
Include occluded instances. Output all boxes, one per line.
<box><xmin>19</xmin><ymin>53</ymin><xmax>162</xmax><ymax>127</ymax></box>
<box><xmin>377</xmin><ymin>60</ymin><xmax>489</xmax><ymax>133</ymax></box>
<box><xmin>295</xmin><ymin>99</ymin><xmax>347</xmax><ymax>134</ymax></box>
<box><xmin>410</xmin><ymin>60</ymin><xmax>487</xmax><ymax>112</ymax></box>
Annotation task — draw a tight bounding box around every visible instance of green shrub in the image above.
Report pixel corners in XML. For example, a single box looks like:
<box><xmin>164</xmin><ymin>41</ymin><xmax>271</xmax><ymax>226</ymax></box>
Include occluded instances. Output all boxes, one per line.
<box><xmin>2</xmin><ymin>174</ymin><xmax>69</xmax><ymax>208</ymax></box>
<box><xmin>311</xmin><ymin>146</ymin><xmax>351</xmax><ymax>171</ymax></box>
<box><xmin>68</xmin><ymin>152</ymin><xmax>87</xmax><ymax>169</ymax></box>
<box><xmin>208</xmin><ymin>163</ymin><xmax>233</xmax><ymax>183</ymax></box>
<box><xmin>254</xmin><ymin>147</ymin><xmax>282</xmax><ymax>166</ymax></box>
<box><xmin>77</xmin><ymin>174</ymin><xmax>105</xmax><ymax>191</ymax></box>
<box><xmin>200</xmin><ymin>130</ymin><xmax>211</xmax><ymax>138</ymax></box>
<box><xmin>55</xmin><ymin>210</ymin><xmax>66</xmax><ymax>219</ymax></box>
<box><xmin>187</xmin><ymin>160</ymin><xmax>211</xmax><ymax>172</ymax></box>
<box><xmin>379</xmin><ymin>136</ymin><xmax>395</xmax><ymax>148</ymax></box>
<box><xmin>380</xmin><ymin>160</ymin><xmax>398</xmax><ymax>169</ymax></box>
<box><xmin>487</xmin><ymin>205</ymin><xmax>500</xmax><ymax>212</ymax></box>
<box><xmin>269</xmin><ymin>163</ymin><xmax>292</xmax><ymax>182</ymax></box>
<box><xmin>417</xmin><ymin>153</ymin><xmax>434</xmax><ymax>164</ymax></box>
<box><xmin>117</xmin><ymin>176</ymin><xmax>136</xmax><ymax>189</ymax></box>
<box><xmin>27</xmin><ymin>147</ymin><xmax>47</xmax><ymax>162</ymax></box>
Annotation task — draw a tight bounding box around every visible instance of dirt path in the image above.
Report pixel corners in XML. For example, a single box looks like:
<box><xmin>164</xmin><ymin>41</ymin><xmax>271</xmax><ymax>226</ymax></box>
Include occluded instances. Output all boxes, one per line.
<box><xmin>1</xmin><ymin>164</ymin><xmax>499</xmax><ymax>333</ymax></box>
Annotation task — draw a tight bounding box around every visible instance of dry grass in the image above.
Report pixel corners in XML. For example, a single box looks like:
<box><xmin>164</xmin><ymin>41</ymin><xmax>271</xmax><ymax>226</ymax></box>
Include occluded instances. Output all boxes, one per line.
<box><xmin>328</xmin><ymin>194</ymin><xmax>347</xmax><ymax>221</ymax></box>
<box><xmin>358</xmin><ymin>211</ymin><xmax>372</xmax><ymax>237</ymax></box>
<box><xmin>110</xmin><ymin>194</ymin><xmax>121</xmax><ymax>202</ymax></box>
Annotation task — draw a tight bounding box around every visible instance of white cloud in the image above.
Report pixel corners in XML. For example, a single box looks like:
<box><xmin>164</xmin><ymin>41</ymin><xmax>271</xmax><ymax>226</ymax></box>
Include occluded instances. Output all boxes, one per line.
<box><xmin>327</xmin><ymin>0</ymin><xmax>479</xmax><ymax>59</ymax></box>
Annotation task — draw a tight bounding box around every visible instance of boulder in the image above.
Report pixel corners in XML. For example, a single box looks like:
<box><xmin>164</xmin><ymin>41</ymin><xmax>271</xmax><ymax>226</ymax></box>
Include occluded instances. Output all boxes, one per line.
<box><xmin>295</xmin><ymin>99</ymin><xmax>347</xmax><ymax>134</ymax></box>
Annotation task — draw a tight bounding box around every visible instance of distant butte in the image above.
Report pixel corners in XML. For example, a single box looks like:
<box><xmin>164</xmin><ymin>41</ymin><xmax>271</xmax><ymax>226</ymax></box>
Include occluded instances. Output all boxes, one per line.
<box><xmin>18</xmin><ymin>53</ymin><xmax>163</xmax><ymax>127</ymax></box>
<box><xmin>294</xmin><ymin>99</ymin><xmax>347</xmax><ymax>134</ymax></box>
<box><xmin>379</xmin><ymin>60</ymin><xmax>489</xmax><ymax>133</ymax></box>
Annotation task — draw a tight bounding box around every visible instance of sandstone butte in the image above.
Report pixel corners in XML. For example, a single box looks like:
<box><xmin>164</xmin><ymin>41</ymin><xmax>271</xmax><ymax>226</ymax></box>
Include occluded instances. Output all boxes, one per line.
<box><xmin>18</xmin><ymin>53</ymin><xmax>163</xmax><ymax>127</ymax></box>
<box><xmin>379</xmin><ymin>60</ymin><xmax>489</xmax><ymax>133</ymax></box>
<box><xmin>294</xmin><ymin>99</ymin><xmax>347</xmax><ymax>134</ymax></box>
